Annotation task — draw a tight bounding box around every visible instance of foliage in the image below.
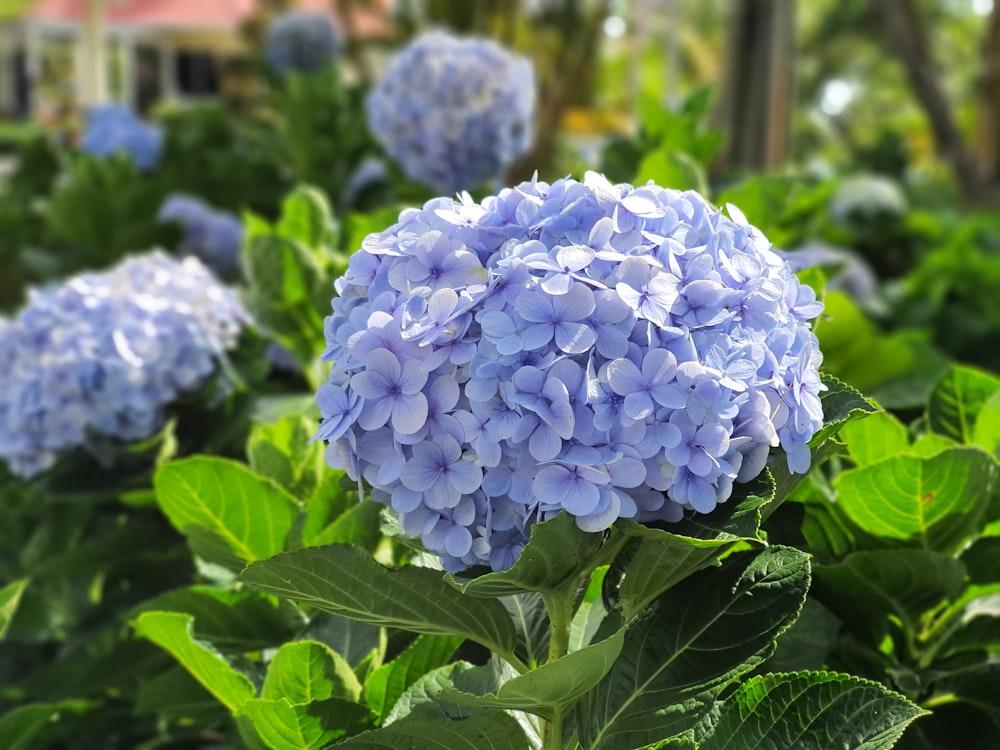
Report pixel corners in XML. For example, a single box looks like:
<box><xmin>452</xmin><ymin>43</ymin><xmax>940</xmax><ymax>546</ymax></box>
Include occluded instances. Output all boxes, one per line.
<box><xmin>764</xmin><ymin>364</ymin><xmax>1000</xmax><ymax>749</ymax></box>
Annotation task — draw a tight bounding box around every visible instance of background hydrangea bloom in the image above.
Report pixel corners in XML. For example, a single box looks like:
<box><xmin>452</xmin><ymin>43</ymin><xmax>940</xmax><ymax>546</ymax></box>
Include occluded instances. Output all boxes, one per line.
<box><xmin>0</xmin><ymin>252</ymin><xmax>248</xmax><ymax>479</ymax></box>
<box><xmin>366</xmin><ymin>30</ymin><xmax>535</xmax><ymax>194</ymax></box>
<box><xmin>79</xmin><ymin>104</ymin><xmax>163</xmax><ymax>171</ymax></box>
<box><xmin>316</xmin><ymin>173</ymin><xmax>825</xmax><ymax>572</ymax></box>
<box><xmin>265</xmin><ymin>10</ymin><xmax>342</xmax><ymax>75</ymax></box>
<box><xmin>158</xmin><ymin>194</ymin><xmax>244</xmax><ymax>278</ymax></box>
<box><xmin>829</xmin><ymin>173</ymin><xmax>907</xmax><ymax>225</ymax></box>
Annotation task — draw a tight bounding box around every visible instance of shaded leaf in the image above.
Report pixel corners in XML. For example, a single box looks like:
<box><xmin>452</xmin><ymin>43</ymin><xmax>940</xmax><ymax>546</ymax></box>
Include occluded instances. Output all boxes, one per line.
<box><xmin>441</xmin><ymin>627</ymin><xmax>625</xmax><ymax>718</ymax></box>
<box><xmin>239</xmin><ymin>545</ymin><xmax>517</xmax><ymax>657</ymax></box>
<box><xmin>334</xmin><ymin>704</ymin><xmax>527</xmax><ymax>750</ymax></box>
<box><xmin>132</xmin><ymin>611</ymin><xmax>254</xmax><ymax>712</ymax></box>
<box><xmin>573</xmin><ymin>546</ymin><xmax>811</xmax><ymax>750</ymax></box>
<box><xmin>0</xmin><ymin>701</ymin><xmax>92</xmax><ymax>750</ymax></box>
<box><xmin>135</xmin><ymin>667</ymin><xmax>227</xmax><ymax>724</ymax></box>
<box><xmin>696</xmin><ymin>671</ymin><xmax>926</xmax><ymax>750</ymax></box>
<box><xmin>131</xmin><ymin>586</ymin><xmax>300</xmax><ymax>651</ymax></box>
<box><xmin>364</xmin><ymin>635</ymin><xmax>464</xmax><ymax>724</ymax></box>
<box><xmin>447</xmin><ymin>512</ymin><xmax>605</xmax><ymax>598</ymax></box>
<box><xmin>611</xmin><ymin>472</ymin><xmax>773</xmax><ymax>619</ymax></box>
<box><xmin>813</xmin><ymin>550</ymin><xmax>965</xmax><ymax>642</ymax></box>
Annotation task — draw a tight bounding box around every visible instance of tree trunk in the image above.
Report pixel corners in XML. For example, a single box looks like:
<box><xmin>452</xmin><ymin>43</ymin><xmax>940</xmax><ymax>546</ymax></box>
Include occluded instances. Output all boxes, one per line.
<box><xmin>869</xmin><ymin>0</ymin><xmax>999</xmax><ymax>205</ymax></box>
<box><xmin>712</xmin><ymin>0</ymin><xmax>796</xmax><ymax>174</ymax></box>
<box><xmin>976</xmin><ymin>4</ymin><xmax>1000</xmax><ymax>183</ymax></box>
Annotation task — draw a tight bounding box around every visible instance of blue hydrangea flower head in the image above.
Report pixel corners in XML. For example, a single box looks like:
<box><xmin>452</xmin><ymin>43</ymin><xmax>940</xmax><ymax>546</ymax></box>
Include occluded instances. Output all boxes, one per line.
<box><xmin>265</xmin><ymin>10</ymin><xmax>342</xmax><ymax>75</ymax></box>
<box><xmin>315</xmin><ymin>172</ymin><xmax>825</xmax><ymax>571</ymax></box>
<box><xmin>0</xmin><ymin>252</ymin><xmax>248</xmax><ymax>479</ymax></box>
<box><xmin>366</xmin><ymin>30</ymin><xmax>535</xmax><ymax>194</ymax></box>
<box><xmin>158</xmin><ymin>194</ymin><xmax>244</xmax><ymax>278</ymax></box>
<box><xmin>79</xmin><ymin>104</ymin><xmax>163</xmax><ymax>171</ymax></box>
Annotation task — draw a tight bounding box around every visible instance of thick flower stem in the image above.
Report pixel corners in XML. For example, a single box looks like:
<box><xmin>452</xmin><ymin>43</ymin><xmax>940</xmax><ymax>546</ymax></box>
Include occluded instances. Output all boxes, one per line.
<box><xmin>541</xmin><ymin>589</ymin><xmax>574</xmax><ymax>750</ymax></box>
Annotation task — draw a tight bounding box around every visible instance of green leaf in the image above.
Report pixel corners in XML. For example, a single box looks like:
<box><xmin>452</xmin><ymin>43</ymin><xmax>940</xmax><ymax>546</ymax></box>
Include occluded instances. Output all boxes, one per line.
<box><xmin>840</xmin><ymin>411</ymin><xmax>911</xmax><ymax>466</ymax></box>
<box><xmin>611</xmin><ymin>472</ymin><xmax>773</xmax><ymax>619</ymax></box>
<box><xmin>276</xmin><ymin>185</ymin><xmax>334</xmax><ymax>250</ymax></box>
<box><xmin>305</xmin><ymin>498</ymin><xmax>382</xmax><ymax>550</ymax></box>
<box><xmin>928</xmin><ymin>366</ymin><xmax>1000</xmax><ymax>445</ymax></box>
<box><xmin>262</xmin><ymin>641</ymin><xmax>362</xmax><ymax>704</ymax></box>
<box><xmin>932</xmin><ymin>664</ymin><xmax>1000</xmax><ymax>720</ymax></box>
<box><xmin>301</xmin><ymin>612</ymin><xmax>385</xmax><ymax>677</ymax></box>
<box><xmin>573</xmin><ymin>546</ymin><xmax>811</xmax><ymax>750</ymax></box>
<box><xmin>833</xmin><ymin>447</ymin><xmax>997</xmax><ymax>552</ymax></box>
<box><xmin>0</xmin><ymin>701</ymin><xmax>92</xmax><ymax>750</ymax></box>
<box><xmin>132</xmin><ymin>611</ymin><xmax>255</xmax><ymax>712</ymax></box>
<box><xmin>0</xmin><ymin>577</ymin><xmax>28</xmax><ymax>640</ymax></box>
<box><xmin>813</xmin><ymin>550</ymin><xmax>966</xmax><ymax>640</ymax></box>
<box><xmin>441</xmin><ymin>627</ymin><xmax>625</xmax><ymax>718</ymax></box>
<box><xmin>131</xmin><ymin>586</ymin><xmax>300</xmax><ymax>651</ymax></box>
<box><xmin>635</xmin><ymin>150</ymin><xmax>707</xmax><ymax>194</ymax></box>
<box><xmin>938</xmin><ymin>608</ymin><xmax>1000</xmax><ymax>657</ymax></box>
<box><xmin>155</xmin><ymin>456</ymin><xmax>299</xmax><ymax>563</ymax></box>
<box><xmin>973</xmin><ymin>392</ymin><xmax>1000</xmax><ymax>456</ymax></box>
<box><xmin>364</xmin><ymin>635</ymin><xmax>464</xmax><ymax>724</ymax></box>
<box><xmin>502</xmin><ymin>592</ymin><xmax>551</xmax><ymax>668</ymax></box>
<box><xmin>239</xmin><ymin>545</ymin><xmax>518</xmax><ymax>658</ymax></box>
<box><xmin>447</xmin><ymin>512</ymin><xmax>606</xmax><ymax>597</ymax></box>
<box><xmin>333</xmin><ymin>704</ymin><xmax>527</xmax><ymax>750</ymax></box>
<box><xmin>809</xmin><ymin>373</ymin><xmax>879</xmax><ymax>447</ymax></box>
<box><xmin>763</xmin><ymin>599</ymin><xmax>841</xmax><ymax>673</ymax></box>
<box><xmin>961</xmin><ymin>537</ymin><xmax>1000</xmax><ymax>584</ymax></box>
<box><xmin>247</xmin><ymin>415</ymin><xmax>326</xmax><ymax>498</ymax></box>
<box><xmin>136</xmin><ymin>667</ymin><xmax>228</xmax><ymax>724</ymax></box>
<box><xmin>696</xmin><ymin>671</ymin><xmax>926</xmax><ymax>750</ymax></box>
<box><xmin>384</xmin><ymin>661</ymin><xmax>488</xmax><ymax>724</ymax></box>
<box><xmin>239</xmin><ymin>697</ymin><xmax>369</xmax><ymax>750</ymax></box>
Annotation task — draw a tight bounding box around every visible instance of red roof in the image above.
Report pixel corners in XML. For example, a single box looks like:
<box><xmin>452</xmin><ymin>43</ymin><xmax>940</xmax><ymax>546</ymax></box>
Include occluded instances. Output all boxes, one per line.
<box><xmin>26</xmin><ymin>0</ymin><xmax>391</xmax><ymax>35</ymax></box>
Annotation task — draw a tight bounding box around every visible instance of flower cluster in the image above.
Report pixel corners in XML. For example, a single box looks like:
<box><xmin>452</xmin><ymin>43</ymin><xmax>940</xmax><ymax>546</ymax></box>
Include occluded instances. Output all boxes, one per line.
<box><xmin>0</xmin><ymin>252</ymin><xmax>248</xmax><ymax>479</ymax></box>
<box><xmin>830</xmin><ymin>174</ymin><xmax>907</xmax><ymax>226</ymax></box>
<box><xmin>366</xmin><ymin>31</ymin><xmax>535</xmax><ymax>195</ymax></box>
<box><xmin>79</xmin><ymin>105</ymin><xmax>163</xmax><ymax>172</ymax></box>
<box><xmin>316</xmin><ymin>173</ymin><xmax>825</xmax><ymax>572</ymax></box>
<box><xmin>265</xmin><ymin>11</ymin><xmax>341</xmax><ymax>75</ymax></box>
<box><xmin>158</xmin><ymin>194</ymin><xmax>244</xmax><ymax>278</ymax></box>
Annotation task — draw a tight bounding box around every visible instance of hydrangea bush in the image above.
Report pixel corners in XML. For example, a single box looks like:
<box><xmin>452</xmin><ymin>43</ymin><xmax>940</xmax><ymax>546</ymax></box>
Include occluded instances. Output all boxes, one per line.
<box><xmin>79</xmin><ymin>104</ymin><xmax>163</xmax><ymax>171</ymax></box>
<box><xmin>366</xmin><ymin>31</ymin><xmax>535</xmax><ymax>194</ymax></box>
<box><xmin>316</xmin><ymin>172</ymin><xmax>825</xmax><ymax>571</ymax></box>
<box><xmin>265</xmin><ymin>10</ymin><xmax>342</xmax><ymax>75</ymax></box>
<box><xmin>158</xmin><ymin>194</ymin><xmax>244</xmax><ymax>278</ymax></box>
<box><xmin>0</xmin><ymin>252</ymin><xmax>248</xmax><ymax>478</ymax></box>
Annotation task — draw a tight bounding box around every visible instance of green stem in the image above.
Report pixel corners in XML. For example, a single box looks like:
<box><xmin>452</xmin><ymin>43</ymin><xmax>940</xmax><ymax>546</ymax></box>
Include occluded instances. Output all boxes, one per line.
<box><xmin>541</xmin><ymin>589</ymin><xmax>574</xmax><ymax>749</ymax></box>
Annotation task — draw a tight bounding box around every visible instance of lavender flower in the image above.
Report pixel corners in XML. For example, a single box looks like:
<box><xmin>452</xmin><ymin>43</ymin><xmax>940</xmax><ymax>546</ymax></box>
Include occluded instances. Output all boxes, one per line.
<box><xmin>0</xmin><ymin>252</ymin><xmax>248</xmax><ymax>478</ymax></box>
<box><xmin>316</xmin><ymin>172</ymin><xmax>825</xmax><ymax>571</ymax></box>
<box><xmin>79</xmin><ymin>105</ymin><xmax>163</xmax><ymax>171</ymax></box>
<box><xmin>366</xmin><ymin>31</ymin><xmax>535</xmax><ymax>194</ymax></box>
<box><xmin>158</xmin><ymin>194</ymin><xmax>243</xmax><ymax>278</ymax></box>
<box><xmin>265</xmin><ymin>11</ymin><xmax>341</xmax><ymax>75</ymax></box>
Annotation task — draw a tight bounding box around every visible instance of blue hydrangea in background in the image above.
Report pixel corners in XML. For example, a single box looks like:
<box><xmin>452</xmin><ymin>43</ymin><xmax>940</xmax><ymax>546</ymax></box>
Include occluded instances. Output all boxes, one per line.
<box><xmin>79</xmin><ymin>104</ymin><xmax>163</xmax><ymax>172</ymax></box>
<box><xmin>315</xmin><ymin>173</ymin><xmax>826</xmax><ymax>572</ymax></box>
<box><xmin>366</xmin><ymin>31</ymin><xmax>535</xmax><ymax>194</ymax></box>
<box><xmin>158</xmin><ymin>194</ymin><xmax>244</xmax><ymax>278</ymax></box>
<box><xmin>0</xmin><ymin>252</ymin><xmax>248</xmax><ymax>479</ymax></box>
<box><xmin>265</xmin><ymin>10</ymin><xmax>342</xmax><ymax>75</ymax></box>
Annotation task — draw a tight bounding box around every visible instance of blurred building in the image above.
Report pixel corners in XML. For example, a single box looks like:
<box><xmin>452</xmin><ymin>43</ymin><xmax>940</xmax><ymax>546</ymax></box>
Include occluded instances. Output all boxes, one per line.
<box><xmin>0</xmin><ymin>0</ymin><xmax>391</xmax><ymax>119</ymax></box>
